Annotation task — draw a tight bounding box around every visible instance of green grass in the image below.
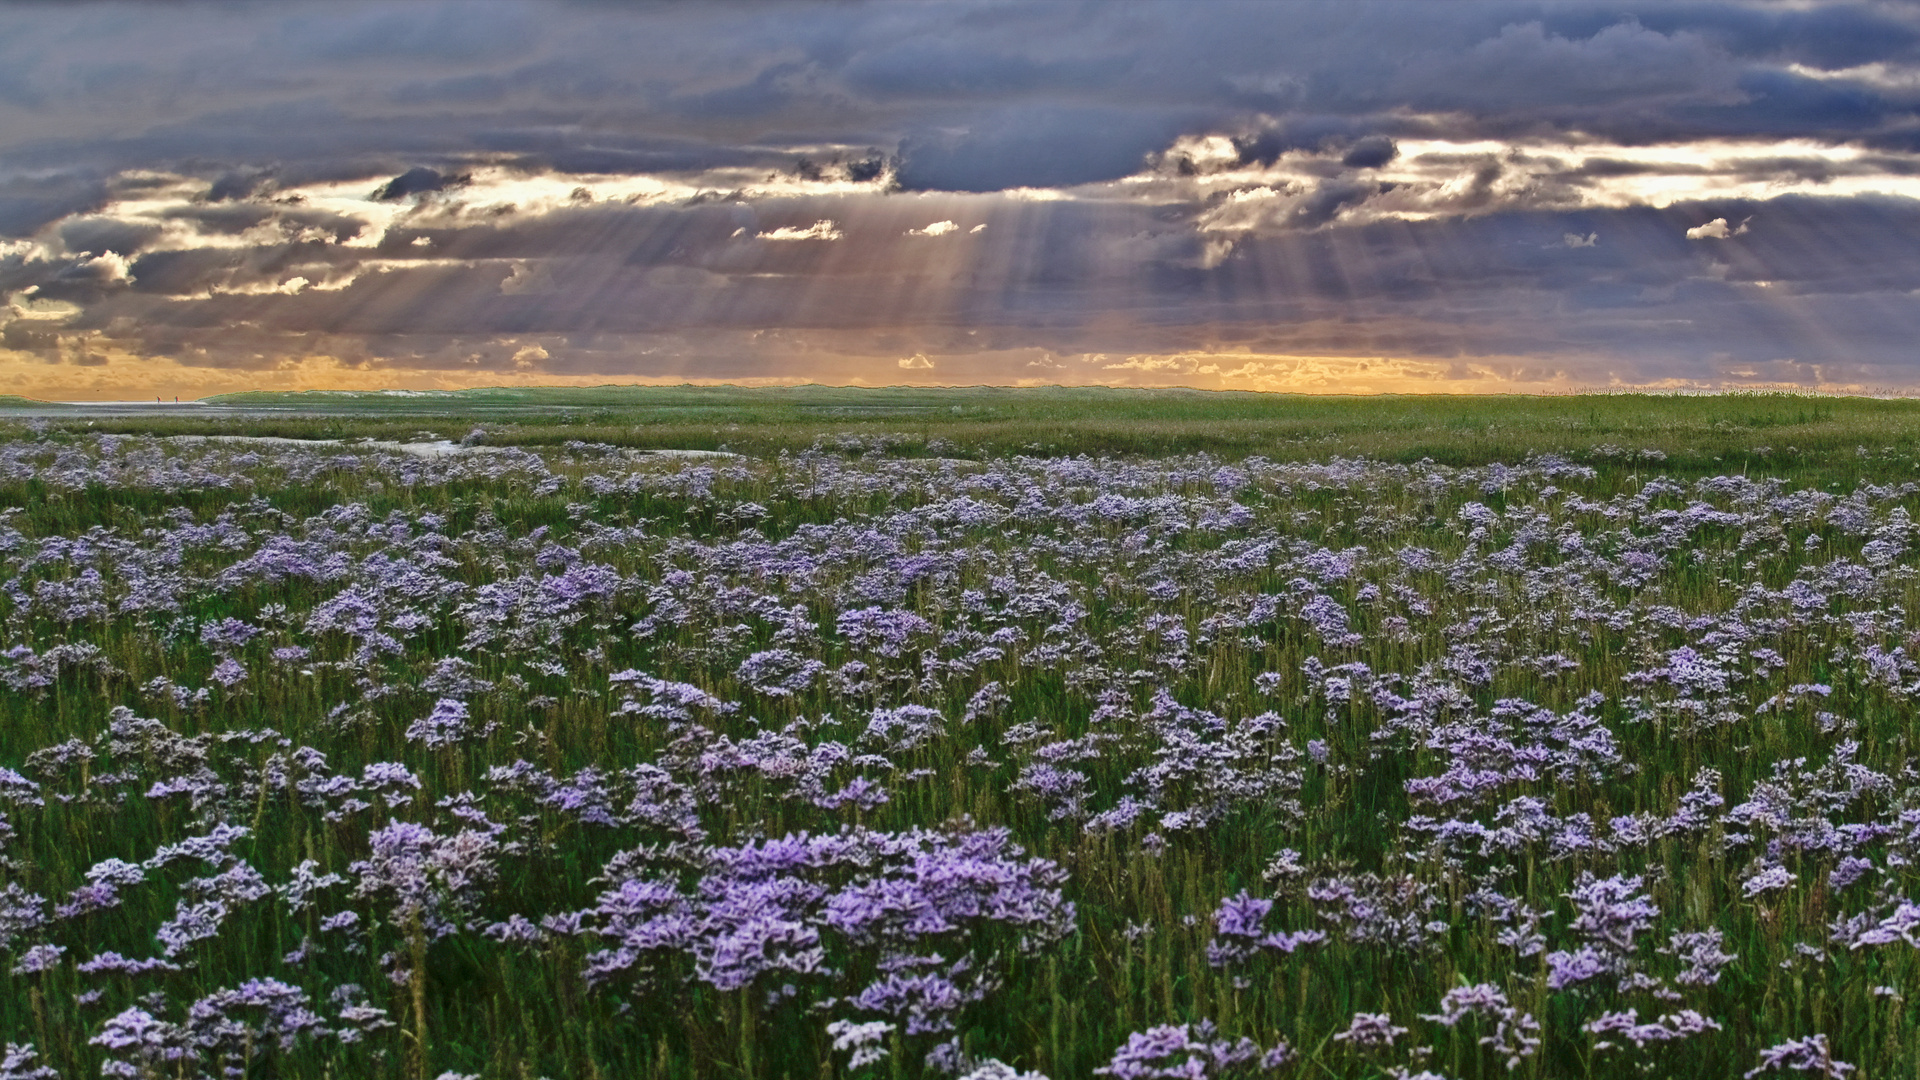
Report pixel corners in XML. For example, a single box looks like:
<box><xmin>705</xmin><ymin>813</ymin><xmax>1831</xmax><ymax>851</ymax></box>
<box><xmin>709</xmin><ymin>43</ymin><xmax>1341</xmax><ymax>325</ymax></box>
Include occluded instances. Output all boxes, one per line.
<box><xmin>9</xmin><ymin>385</ymin><xmax>1919</xmax><ymax>469</ymax></box>
<box><xmin>0</xmin><ymin>392</ymin><xmax>1916</xmax><ymax>1079</ymax></box>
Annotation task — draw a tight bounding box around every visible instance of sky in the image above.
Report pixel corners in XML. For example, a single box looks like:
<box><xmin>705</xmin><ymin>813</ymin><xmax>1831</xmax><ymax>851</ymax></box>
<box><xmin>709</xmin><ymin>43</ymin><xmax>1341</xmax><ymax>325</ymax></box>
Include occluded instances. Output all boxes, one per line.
<box><xmin>5</xmin><ymin>1</ymin><xmax>1920</xmax><ymax>399</ymax></box>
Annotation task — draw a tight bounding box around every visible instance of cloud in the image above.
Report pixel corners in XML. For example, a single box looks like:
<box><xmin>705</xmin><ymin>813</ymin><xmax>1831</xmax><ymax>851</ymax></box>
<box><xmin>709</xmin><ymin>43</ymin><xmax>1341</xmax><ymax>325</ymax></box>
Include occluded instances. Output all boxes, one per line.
<box><xmin>498</xmin><ymin>261</ymin><xmax>556</xmax><ymax>294</ymax></box>
<box><xmin>372</xmin><ymin>167</ymin><xmax>468</xmax><ymax>201</ymax></box>
<box><xmin>1104</xmin><ymin>355</ymin><xmax>1194</xmax><ymax>373</ymax></box>
<box><xmin>10</xmin><ymin>172</ymin><xmax>1920</xmax><ymax>396</ymax></box>
<box><xmin>65</xmin><ymin>251</ymin><xmax>134</xmax><ymax>285</ymax></box>
<box><xmin>9</xmin><ymin>3</ymin><xmax>1920</xmax><ymax>395</ymax></box>
<box><xmin>897</xmin><ymin>352</ymin><xmax>933</xmax><ymax>369</ymax></box>
<box><xmin>895</xmin><ymin>105</ymin><xmax>1197</xmax><ymax>192</ymax></box>
<box><xmin>1686</xmin><ymin>216</ymin><xmax>1748</xmax><ymax>239</ymax></box>
<box><xmin>757</xmin><ymin>220</ymin><xmax>844</xmax><ymax>241</ymax></box>
<box><xmin>1387</xmin><ymin>20</ymin><xmax>1734</xmax><ymax>114</ymax></box>
<box><xmin>5</xmin><ymin>286</ymin><xmax>78</xmax><ymax>321</ymax></box>
<box><xmin>1341</xmin><ymin>136</ymin><xmax>1399</xmax><ymax>169</ymax></box>
<box><xmin>3</xmin><ymin>2</ymin><xmax>1919</xmax><ymax>205</ymax></box>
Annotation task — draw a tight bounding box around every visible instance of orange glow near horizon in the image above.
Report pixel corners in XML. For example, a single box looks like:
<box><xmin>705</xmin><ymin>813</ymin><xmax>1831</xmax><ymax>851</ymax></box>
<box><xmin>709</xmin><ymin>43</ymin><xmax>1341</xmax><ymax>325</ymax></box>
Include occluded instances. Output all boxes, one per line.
<box><xmin>3</xmin><ymin>342</ymin><xmax>1892</xmax><ymax>402</ymax></box>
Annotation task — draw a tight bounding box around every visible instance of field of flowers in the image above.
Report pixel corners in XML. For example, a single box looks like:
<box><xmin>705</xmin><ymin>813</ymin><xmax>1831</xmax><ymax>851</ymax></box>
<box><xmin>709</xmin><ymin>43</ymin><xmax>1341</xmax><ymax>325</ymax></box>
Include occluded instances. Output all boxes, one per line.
<box><xmin>1</xmin><ymin>417</ymin><xmax>1916</xmax><ymax>1079</ymax></box>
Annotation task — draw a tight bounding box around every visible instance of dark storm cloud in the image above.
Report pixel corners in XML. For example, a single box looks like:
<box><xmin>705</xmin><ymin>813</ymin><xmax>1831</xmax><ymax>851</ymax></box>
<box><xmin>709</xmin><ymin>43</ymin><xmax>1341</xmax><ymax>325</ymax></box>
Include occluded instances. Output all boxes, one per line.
<box><xmin>0</xmin><ymin>173</ymin><xmax>111</xmax><ymax>237</ymax></box>
<box><xmin>1596</xmin><ymin>2</ymin><xmax>1920</xmax><ymax>69</ymax></box>
<box><xmin>51</xmin><ymin>217</ymin><xmax>159</xmax><ymax>259</ymax></box>
<box><xmin>1341</xmin><ymin>137</ymin><xmax>1400</xmax><ymax>170</ymax></box>
<box><xmin>1381</xmin><ymin>18</ymin><xmax>1736</xmax><ymax>115</ymax></box>
<box><xmin>372</xmin><ymin>167</ymin><xmax>469</xmax><ymax>201</ymax></box>
<box><xmin>0</xmin><ymin>1</ymin><xmax>1912</xmax><ymax>200</ymax></box>
<box><xmin>895</xmin><ymin>107</ymin><xmax>1200</xmax><ymax>192</ymax></box>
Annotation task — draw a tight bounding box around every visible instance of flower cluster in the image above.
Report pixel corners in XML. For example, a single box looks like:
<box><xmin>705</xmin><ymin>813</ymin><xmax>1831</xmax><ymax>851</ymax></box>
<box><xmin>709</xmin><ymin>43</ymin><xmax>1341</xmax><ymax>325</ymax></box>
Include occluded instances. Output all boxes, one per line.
<box><xmin>0</xmin><ymin>433</ymin><xmax>1906</xmax><ymax>1076</ymax></box>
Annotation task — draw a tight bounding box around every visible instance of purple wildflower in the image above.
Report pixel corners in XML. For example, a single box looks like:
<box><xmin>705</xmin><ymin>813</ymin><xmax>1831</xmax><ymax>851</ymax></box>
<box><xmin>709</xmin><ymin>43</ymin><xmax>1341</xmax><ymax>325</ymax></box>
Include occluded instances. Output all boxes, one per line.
<box><xmin>1743</xmin><ymin>865</ymin><xmax>1797</xmax><ymax>898</ymax></box>
<box><xmin>0</xmin><ymin>1043</ymin><xmax>58</xmax><ymax>1080</ymax></box>
<box><xmin>1567</xmin><ymin>874</ymin><xmax>1658</xmax><ymax>953</ymax></box>
<box><xmin>406</xmin><ymin>697</ymin><xmax>492</xmax><ymax>749</ymax></box>
<box><xmin>9</xmin><ymin>943</ymin><xmax>63</xmax><ymax>975</ymax></box>
<box><xmin>826</xmin><ymin>1019</ymin><xmax>894</xmax><ymax>1069</ymax></box>
<box><xmin>1746</xmin><ymin>1034</ymin><xmax>1855</xmax><ymax>1078</ymax></box>
<box><xmin>1095</xmin><ymin>1020</ymin><xmax>1263</xmax><ymax>1079</ymax></box>
<box><xmin>1333</xmin><ymin>1012</ymin><xmax>1407</xmax><ymax>1050</ymax></box>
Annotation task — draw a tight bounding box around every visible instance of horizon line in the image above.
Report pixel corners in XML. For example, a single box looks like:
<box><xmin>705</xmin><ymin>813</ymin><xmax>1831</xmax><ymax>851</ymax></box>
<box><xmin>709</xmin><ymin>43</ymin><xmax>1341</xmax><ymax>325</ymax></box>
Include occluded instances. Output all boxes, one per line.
<box><xmin>13</xmin><ymin>382</ymin><xmax>1920</xmax><ymax>405</ymax></box>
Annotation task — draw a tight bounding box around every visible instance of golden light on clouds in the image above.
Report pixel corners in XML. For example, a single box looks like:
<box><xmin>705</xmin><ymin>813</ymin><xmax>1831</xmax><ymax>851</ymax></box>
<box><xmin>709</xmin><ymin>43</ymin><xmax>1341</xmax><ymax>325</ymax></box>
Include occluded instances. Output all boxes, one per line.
<box><xmin>1084</xmin><ymin>349</ymin><xmax>1904</xmax><ymax>397</ymax></box>
<box><xmin>0</xmin><ymin>342</ymin><xmax>835</xmax><ymax>402</ymax></box>
<box><xmin>1099</xmin><ymin>352</ymin><xmax>1557</xmax><ymax>395</ymax></box>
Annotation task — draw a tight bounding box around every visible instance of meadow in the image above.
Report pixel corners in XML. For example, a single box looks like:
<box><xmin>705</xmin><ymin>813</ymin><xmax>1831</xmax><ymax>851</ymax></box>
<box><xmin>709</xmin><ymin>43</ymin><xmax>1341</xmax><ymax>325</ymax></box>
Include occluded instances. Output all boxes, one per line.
<box><xmin>0</xmin><ymin>388</ymin><xmax>1916</xmax><ymax>1079</ymax></box>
